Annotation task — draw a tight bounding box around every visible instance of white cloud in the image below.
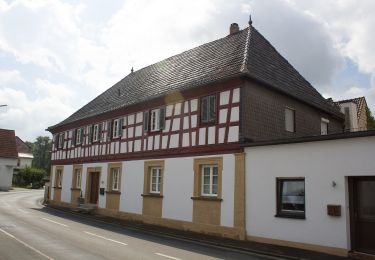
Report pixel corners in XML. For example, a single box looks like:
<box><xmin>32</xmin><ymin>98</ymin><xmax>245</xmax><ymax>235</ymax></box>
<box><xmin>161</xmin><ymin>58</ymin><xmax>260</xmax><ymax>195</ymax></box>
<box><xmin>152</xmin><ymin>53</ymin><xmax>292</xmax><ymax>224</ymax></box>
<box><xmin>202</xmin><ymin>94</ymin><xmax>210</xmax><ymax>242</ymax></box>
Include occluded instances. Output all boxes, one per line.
<box><xmin>0</xmin><ymin>69</ymin><xmax>25</xmax><ymax>85</ymax></box>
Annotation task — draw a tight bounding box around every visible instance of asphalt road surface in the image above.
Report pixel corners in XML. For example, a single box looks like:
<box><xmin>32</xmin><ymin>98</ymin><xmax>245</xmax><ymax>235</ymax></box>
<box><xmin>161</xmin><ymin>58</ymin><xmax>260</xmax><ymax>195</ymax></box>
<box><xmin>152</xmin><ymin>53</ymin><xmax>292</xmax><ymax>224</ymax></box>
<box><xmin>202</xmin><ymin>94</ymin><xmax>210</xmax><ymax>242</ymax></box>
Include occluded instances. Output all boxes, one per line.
<box><xmin>0</xmin><ymin>190</ymin><xmax>278</xmax><ymax>260</ymax></box>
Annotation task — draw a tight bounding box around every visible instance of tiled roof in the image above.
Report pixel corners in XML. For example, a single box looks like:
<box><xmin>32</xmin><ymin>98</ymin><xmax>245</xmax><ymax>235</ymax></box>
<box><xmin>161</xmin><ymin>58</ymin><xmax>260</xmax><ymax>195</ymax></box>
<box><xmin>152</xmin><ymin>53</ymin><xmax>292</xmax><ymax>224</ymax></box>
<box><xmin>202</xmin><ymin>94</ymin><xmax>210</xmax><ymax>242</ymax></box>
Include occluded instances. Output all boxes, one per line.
<box><xmin>0</xmin><ymin>129</ymin><xmax>18</xmax><ymax>158</ymax></box>
<box><xmin>49</xmin><ymin>25</ymin><xmax>343</xmax><ymax>130</ymax></box>
<box><xmin>335</xmin><ymin>97</ymin><xmax>367</xmax><ymax>119</ymax></box>
<box><xmin>15</xmin><ymin>136</ymin><xmax>33</xmax><ymax>154</ymax></box>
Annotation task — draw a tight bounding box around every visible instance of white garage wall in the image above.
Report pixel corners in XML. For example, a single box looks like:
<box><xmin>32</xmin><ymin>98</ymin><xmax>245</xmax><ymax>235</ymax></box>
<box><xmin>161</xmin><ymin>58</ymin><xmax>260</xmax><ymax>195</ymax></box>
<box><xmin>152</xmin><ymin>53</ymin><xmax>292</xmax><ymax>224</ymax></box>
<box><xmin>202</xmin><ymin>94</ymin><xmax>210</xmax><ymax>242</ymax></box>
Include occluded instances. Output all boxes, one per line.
<box><xmin>245</xmin><ymin>136</ymin><xmax>375</xmax><ymax>250</ymax></box>
<box><xmin>120</xmin><ymin>160</ymin><xmax>143</xmax><ymax>214</ymax></box>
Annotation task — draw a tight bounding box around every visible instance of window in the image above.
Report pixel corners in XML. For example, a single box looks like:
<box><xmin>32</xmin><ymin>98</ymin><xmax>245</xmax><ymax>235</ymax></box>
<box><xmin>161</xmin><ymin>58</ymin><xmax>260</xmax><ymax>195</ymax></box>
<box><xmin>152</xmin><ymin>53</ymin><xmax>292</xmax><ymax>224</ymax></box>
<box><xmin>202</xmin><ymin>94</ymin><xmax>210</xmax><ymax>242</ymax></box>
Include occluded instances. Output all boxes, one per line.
<box><xmin>200</xmin><ymin>95</ymin><xmax>216</xmax><ymax>123</ymax></box>
<box><xmin>75</xmin><ymin>168</ymin><xmax>82</xmax><ymax>189</ymax></box>
<box><xmin>58</xmin><ymin>133</ymin><xmax>64</xmax><ymax>148</ymax></box>
<box><xmin>93</xmin><ymin>124</ymin><xmax>99</xmax><ymax>142</ymax></box>
<box><xmin>75</xmin><ymin>128</ymin><xmax>83</xmax><ymax>145</ymax></box>
<box><xmin>111</xmin><ymin>168</ymin><xmax>120</xmax><ymax>191</ymax></box>
<box><xmin>150</xmin><ymin>109</ymin><xmax>160</xmax><ymax>131</ymax></box>
<box><xmin>55</xmin><ymin>169</ymin><xmax>63</xmax><ymax>188</ymax></box>
<box><xmin>150</xmin><ymin>167</ymin><xmax>162</xmax><ymax>193</ymax></box>
<box><xmin>276</xmin><ymin>178</ymin><xmax>305</xmax><ymax>219</ymax></box>
<box><xmin>201</xmin><ymin>165</ymin><xmax>218</xmax><ymax>196</ymax></box>
<box><xmin>111</xmin><ymin>118</ymin><xmax>123</xmax><ymax>139</ymax></box>
<box><xmin>285</xmin><ymin>107</ymin><xmax>295</xmax><ymax>132</ymax></box>
<box><xmin>321</xmin><ymin>118</ymin><xmax>329</xmax><ymax>135</ymax></box>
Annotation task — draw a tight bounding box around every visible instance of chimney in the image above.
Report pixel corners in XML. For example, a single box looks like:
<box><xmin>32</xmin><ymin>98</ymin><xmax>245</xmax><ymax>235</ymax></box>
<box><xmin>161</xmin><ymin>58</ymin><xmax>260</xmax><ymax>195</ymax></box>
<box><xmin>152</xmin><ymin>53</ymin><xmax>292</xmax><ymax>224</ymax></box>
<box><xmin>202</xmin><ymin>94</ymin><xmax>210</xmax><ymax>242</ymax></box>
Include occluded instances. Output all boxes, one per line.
<box><xmin>229</xmin><ymin>23</ymin><xmax>239</xmax><ymax>35</ymax></box>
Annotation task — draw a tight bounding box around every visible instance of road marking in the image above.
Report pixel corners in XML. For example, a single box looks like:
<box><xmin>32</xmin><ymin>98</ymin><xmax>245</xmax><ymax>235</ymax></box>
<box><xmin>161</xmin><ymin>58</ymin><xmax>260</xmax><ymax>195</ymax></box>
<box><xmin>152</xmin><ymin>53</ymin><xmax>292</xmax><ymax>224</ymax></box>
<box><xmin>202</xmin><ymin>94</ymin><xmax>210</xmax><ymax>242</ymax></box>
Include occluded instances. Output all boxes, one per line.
<box><xmin>18</xmin><ymin>209</ymin><xmax>29</xmax><ymax>214</ymax></box>
<box><xmin>0</xmin><ymin>227</ymin><xmax>54</xmax><ymax>260</ymax></box>
<box><xmin>84</xmin><ymin>231</ymin><xmax>128</xmax><ymax>246</ymax></box>
<box><xmin>41</xmin><ymin>218</ymin><xmax>68</xmax><ymax>227</ymax></box>
<box><xmin>155</xmin><ymin>253</ymin><xmax>182</xmax><ymax>260</ymax></box>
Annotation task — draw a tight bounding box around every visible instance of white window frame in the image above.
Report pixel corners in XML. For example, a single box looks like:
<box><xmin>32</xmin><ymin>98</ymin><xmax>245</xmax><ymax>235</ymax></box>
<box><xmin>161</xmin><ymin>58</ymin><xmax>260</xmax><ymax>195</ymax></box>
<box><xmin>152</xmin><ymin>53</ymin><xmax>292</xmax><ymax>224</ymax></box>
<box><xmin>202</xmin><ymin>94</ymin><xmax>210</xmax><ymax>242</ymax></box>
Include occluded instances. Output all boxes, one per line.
<box><xmin>285</xmin><ymin>107</ymin><xmax>295</xmax><ymax>132</ymax></box>
<box><xmin>58</xmin><ymin>134</ymin><xmax>64</xmax><ymax>148</ymax></box>
<box><xmin>321</xmin><ymin>118</ymin><xmax>329</xmax><ymax>135</ymax></box>
<box><xmin>56</xmin><ymin>169</ymin><xmax>62</xmax><ymax>187</ymax></box>
<box><xmin>76</xmin><ymin>128</ymin><xmax>82</xmax><ymax>145</ymax></box>
<box><xmin>150</xmin><ymin>167</ymin><xmax>161</xmax><ymax>193</ymax></box>
<box><xmin>75</xmin><ymin>168</ymin><xmax>82</xmax><ymax>189</ymax></box>
<box><xmin>93</xmin><ymin>124</ymin><xmax>99</xmax><ymax>142</ymax></box>
<box><xmin>111</xmin><ymin>168</ymin><xmax>120</xmax><ymax>191</ymax></box>
<box><xmin>201</xmin><ymin>165</ymin><xmax>218</xmax><ymax>196</ymax></box>
<box><xmin>112</xmin><ymin>119</ymin><xmax>120</xmax><ymax>138</ymax></box>
<box><xmin>150</xmin><ymin>109</ymin><xmax>160</xmax><ymax>132</ymax></box>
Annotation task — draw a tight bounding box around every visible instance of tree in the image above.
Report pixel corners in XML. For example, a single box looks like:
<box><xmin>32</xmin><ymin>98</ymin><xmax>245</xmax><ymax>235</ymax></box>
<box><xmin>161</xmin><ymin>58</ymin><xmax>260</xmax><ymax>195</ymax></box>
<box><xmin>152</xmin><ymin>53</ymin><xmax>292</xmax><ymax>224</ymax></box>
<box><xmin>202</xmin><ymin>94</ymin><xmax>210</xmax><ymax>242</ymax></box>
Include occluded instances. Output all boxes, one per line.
<box><xmin>31</xmin><ymin>136</ymin><xmax>52</xmax><ymax>175</ymax></box>
<box><xmin>366</xmin><ymin>107</ymin><xmax>375</xmax><ymax>130</ymax></box>
<box><xmin>13</xmin><ymin>167</ymin><xmax>46</xmax><ymax>188</ymax></box>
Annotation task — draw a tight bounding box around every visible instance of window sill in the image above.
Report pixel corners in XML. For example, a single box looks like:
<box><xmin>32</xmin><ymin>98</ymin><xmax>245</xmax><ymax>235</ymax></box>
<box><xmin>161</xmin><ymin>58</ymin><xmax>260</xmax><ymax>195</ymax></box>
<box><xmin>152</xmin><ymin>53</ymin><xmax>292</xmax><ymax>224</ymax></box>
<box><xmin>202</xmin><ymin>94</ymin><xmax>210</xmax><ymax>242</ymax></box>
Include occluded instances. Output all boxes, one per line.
<box><xmin>70</xmin><ymin>188</ymin><xmax>81</xmax><ymax>191</ymax></box>
<box><xmin>141</xmin><ymin>193</ymin><xmax>163</xmax><ymax>198</ymax></box>
<box><xmin>53</xmin><ymin>186</ymin><xmax>62</xmax><ymax>189</ymax></box>
<box><xmin>275</xmin><ymin>213</ymin><xmax>305</xmax><ymax>219</ymax></box>
<box><xmin>106</xmin><ymin>190</ymin><xmax>121</xmax><ymax>195</ymax></box>
<box><xmin>191</xmin><ymin>196</ymin><xmax>222</xmax><ymax>202</ymax></box>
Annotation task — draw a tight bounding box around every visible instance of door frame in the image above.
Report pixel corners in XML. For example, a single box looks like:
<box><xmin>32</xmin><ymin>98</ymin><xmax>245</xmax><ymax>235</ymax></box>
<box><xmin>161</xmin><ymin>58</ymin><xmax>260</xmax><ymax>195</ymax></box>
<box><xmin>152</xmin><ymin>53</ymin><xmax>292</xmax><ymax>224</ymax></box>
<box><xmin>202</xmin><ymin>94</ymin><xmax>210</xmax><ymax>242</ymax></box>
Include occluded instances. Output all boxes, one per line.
<box><xmin>85</xmin><ymin>167</ymin><xmax>102</xmax><ymax>205</ymax></box>
<box><xmin>348</xmin><ymin>176</ymin><xmax>375</xmax><ymax>254</ymax></box>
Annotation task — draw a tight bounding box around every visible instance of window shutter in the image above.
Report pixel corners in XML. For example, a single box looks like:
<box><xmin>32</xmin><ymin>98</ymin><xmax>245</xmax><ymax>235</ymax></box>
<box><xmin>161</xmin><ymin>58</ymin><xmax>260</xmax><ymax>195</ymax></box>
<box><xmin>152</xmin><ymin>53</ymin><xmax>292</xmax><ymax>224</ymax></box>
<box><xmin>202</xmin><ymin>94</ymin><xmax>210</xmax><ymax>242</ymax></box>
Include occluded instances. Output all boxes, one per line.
<box><xmin>72</xmin><ymin>130</ymin><xmax>76</xmax><ymax>146</ymax></box>
<box><xmin>81</xmin><ymin>128</ymin><xmax>85</xmax><ymax>144</ymax></box>
<box><xmin>209</xmin><ymin>95</ymin><xmax>216</xmax><ymax>122</ymax></box>
<box><xmin>107</xmin><ymin>121</ymin><xmax>112</xmax><ymax>140</ymax></box>
<box><xmin>55</xmin><ymin>134</ymin><xmax>59</xmax><ymax>148</ymax></box>
<box><xmin>201</xmin><ymin>97</ymin><xmax>208</xmax><ymax>123</ymax></box>
<box><xmin>119</xmin><ymin>118</ymin><xmax>124</xmax><ymax>137</ymax></box>
<box><xmin>98</xmin><ymin>123</ymin><xmax>102</xmax><ymax>141</ymax></box>
<box><xmin>143</xmin><ymin>111</ymin><xmax>149</xmax><ymax>132</ymax></box>
<box><xmin>89</xmin><ymin>125</ymin><xmax>93</xmax><ymax>143</ymax></box>
<box><xmin>159</xmin><ymin>107</ymin><xmax>166</xmax><ymax>130</ymax></box>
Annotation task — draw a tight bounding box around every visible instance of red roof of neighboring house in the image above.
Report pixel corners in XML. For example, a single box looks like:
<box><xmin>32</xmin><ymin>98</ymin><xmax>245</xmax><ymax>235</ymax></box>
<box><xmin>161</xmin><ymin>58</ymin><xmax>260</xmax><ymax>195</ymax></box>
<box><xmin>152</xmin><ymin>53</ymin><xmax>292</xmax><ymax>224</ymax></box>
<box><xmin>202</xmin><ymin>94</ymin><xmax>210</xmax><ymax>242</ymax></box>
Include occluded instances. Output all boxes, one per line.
<box><xmin>0</xmin><ymin>129</ymin><xmax>18</xmax><ymax>158</ymax></box>
<box><xmin>15</xmin><ymin>136</ymin><xmax>32</xmax><ymax>154</ymax></box>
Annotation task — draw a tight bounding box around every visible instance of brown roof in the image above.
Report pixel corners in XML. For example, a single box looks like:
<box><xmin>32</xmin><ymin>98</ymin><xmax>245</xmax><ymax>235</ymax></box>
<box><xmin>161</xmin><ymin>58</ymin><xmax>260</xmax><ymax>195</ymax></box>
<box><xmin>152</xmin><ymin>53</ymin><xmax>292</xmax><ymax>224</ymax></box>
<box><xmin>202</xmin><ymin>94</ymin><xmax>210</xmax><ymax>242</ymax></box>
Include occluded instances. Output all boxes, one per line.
<box><xmin>15</xmin><ymin>136</ymin><xmax>32</xmax><ymax>154</ymax></box>
<box><xmin>335</xmin><ymin>97</ymin><xmax>367</xmax><ymax>119</ymax></box>
<box><xmin>0</xmin><ymin>129</ymin><xmax>18</xmax><ymax>158</ymax></box>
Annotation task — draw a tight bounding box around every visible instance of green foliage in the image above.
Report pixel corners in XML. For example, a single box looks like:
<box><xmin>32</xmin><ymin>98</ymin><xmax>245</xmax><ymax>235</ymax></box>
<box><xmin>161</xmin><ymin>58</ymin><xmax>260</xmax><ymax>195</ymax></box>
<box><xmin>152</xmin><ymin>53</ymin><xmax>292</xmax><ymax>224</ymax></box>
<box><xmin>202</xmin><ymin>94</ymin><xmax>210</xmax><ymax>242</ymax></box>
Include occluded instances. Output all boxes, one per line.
<box><xmin>13</xmin><ymin>167</ymin><xmax>46</xmax><ymax>189</ymax></box>
<box><xmin>366</xmin><ymin>107</ymin><xmax>375</xmax><ymax>130</ymax></box>
<box><xmin>30</xmin><ymin>136</ymin><xmax>52</xmax><ymax>175</ymax></box>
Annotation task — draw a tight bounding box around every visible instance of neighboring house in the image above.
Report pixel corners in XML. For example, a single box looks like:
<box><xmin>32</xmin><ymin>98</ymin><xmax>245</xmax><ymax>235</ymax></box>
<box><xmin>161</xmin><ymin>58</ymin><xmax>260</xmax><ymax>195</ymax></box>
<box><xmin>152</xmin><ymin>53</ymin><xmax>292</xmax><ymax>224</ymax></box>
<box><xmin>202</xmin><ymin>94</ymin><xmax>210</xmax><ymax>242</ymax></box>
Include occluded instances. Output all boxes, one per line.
<box><xmin>15</xmin><ymin>136</ymin><xmax>33</xmax><ymax>169</ymax></box>
<box><xmin>45</xmin><ymin>21</ymin><xmax>375</xmax><ymax>257</ymax></box>
<box><xmin>0</xmin><ymin>129</ymin><xmax>18</xmax><ymax>191</ymax></box>
<box><xmin>334</xmin><ymin>96</ymin><xmax>368</xmax><ymax>132</ymax></box>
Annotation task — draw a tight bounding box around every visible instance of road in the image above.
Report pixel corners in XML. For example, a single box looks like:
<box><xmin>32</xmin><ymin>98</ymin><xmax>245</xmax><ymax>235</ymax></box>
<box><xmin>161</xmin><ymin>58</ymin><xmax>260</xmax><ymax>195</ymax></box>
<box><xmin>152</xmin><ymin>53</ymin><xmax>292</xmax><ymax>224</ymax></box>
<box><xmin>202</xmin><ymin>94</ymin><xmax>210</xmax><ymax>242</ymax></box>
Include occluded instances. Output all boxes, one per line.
<box><xmin>0</xmin><ymin>190</ymin><xmax>277</xmax><ymax>260</ymax></box>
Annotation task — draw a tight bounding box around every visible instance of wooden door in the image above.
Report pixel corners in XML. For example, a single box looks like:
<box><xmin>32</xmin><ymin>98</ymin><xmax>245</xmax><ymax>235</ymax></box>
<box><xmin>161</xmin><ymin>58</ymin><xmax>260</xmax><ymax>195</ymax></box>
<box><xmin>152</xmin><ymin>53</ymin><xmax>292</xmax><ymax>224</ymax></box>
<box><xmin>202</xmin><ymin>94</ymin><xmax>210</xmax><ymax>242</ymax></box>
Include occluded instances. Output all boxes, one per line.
<box><xmin>350</xmin><ymin>177</ymin><xmax>375</xmax><ymax>254</ymax></box>
<box><xmin>89</xmin><ymin>172</ymin><xmax>100</xmax><ymax>204</ymax></box>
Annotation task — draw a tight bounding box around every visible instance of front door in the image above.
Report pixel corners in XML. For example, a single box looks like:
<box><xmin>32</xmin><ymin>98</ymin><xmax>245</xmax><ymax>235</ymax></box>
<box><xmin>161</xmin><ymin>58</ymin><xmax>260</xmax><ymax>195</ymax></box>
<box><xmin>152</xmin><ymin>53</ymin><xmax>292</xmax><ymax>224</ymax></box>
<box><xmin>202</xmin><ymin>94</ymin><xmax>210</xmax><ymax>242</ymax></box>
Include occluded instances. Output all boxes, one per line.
<box><xmin>350</xmin><ymin>177</ymin><xmax>375</xmax><ymax>254</ymax></box>
<box><xmin>89</xmin><ymin>172</ymin><xmax>100</xmax><ymax>204</ymax></box>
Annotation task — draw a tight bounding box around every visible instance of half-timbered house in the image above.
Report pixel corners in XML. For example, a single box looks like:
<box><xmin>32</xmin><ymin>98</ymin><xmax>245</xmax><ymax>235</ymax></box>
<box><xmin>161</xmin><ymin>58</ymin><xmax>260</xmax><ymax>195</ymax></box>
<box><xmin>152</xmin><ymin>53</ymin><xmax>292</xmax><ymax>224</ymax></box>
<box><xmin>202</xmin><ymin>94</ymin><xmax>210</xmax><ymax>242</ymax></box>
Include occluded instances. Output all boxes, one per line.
<box><xmin>47</xmin><ymin>20</ymin><xmax>347</xmax><ymax>247</ymax></box>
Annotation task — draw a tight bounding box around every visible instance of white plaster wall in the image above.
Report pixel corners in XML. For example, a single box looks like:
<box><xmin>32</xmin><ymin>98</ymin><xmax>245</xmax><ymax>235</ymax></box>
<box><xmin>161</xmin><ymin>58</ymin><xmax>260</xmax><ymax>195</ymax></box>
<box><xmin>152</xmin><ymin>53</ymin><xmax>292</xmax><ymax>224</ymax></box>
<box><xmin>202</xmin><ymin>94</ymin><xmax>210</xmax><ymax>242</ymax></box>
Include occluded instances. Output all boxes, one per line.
<box><xmin>340</xmin><ymin>102</ymin><xmax>358</xmax><ymax>131</ymax></box>
<box><xmin>0</xmin><ymin>158</ymin><xmax>17</xmax><ymax>190</ymax></box>
<box><xmin>245</xmin><ymin>136</ymin><xmax>375</xmax><ymax>250</ymax></box>
<box><xmin>51</xmin><ymin>165</ymin><xmax>55</xmax><ymax>199</ymax></box>
<box><xmin>221</xmin><ymin>154</ymin><xmax>235</xmax><ymax>227</ymax></box>
<box><xmin>61</xmin><ymin>165</ymin><xmax>72</xmax><ymax>203</ymax></box>
<box><xmin>120</xmin><ymin>160</ymin><xmax>144</xmax><ymax>214</ymax></box>
<box><xmin>162</xmin><ymin>157</ymin><xmax>194</xmax><ymax>222</ymax></box>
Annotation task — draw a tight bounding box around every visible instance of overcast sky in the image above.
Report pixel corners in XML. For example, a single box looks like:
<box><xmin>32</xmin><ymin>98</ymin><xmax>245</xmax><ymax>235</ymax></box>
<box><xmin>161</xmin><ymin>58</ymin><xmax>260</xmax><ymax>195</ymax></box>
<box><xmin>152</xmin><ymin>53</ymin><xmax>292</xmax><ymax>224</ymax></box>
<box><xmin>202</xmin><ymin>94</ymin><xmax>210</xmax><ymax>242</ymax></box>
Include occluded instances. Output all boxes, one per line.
<box><xmin>0</xmin><ymin>0</ymin><xmax>374</xmax><ymax>141</ymax></box>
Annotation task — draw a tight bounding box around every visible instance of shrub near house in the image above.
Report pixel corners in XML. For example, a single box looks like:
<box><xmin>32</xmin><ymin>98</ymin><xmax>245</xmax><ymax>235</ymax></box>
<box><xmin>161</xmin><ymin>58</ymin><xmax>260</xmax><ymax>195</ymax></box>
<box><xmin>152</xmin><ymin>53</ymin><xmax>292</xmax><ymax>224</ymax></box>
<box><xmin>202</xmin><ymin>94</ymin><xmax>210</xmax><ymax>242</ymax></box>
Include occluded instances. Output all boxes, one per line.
<box><xmin>13</xmin><ymin>167</ymin><xmax>46</xmax><ymax>189</ymax></box>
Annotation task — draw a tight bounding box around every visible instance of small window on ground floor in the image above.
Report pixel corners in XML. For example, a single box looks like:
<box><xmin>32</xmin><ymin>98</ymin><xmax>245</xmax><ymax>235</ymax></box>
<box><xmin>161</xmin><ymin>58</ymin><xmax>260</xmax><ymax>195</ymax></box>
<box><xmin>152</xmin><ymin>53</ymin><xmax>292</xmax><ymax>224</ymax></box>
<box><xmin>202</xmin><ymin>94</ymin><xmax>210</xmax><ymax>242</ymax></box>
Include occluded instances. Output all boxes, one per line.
<box><xmin>201</xmin><ymin>165</ymin><xmax>218</xmax><ymax>196</ymax></box>
<box><xmin>55</xmin><ymin>169</ymin><xmax>63</xmax><ymax>188</ymax></box>
<box><xmin>276</xmin><ymin>178</ymin><xmax>305</xmax><ymax>219</ymax></box>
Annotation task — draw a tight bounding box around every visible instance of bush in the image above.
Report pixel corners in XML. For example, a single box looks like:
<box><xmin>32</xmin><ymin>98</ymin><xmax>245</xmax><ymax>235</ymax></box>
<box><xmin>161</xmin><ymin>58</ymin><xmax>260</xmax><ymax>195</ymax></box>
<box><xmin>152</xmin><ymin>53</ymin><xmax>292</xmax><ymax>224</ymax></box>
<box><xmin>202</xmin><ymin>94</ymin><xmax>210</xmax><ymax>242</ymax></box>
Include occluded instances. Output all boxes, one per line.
<box><xmin>13</xmin><ymin>167</ymin><xmax>46</xmax><ymax>189</ymax></box>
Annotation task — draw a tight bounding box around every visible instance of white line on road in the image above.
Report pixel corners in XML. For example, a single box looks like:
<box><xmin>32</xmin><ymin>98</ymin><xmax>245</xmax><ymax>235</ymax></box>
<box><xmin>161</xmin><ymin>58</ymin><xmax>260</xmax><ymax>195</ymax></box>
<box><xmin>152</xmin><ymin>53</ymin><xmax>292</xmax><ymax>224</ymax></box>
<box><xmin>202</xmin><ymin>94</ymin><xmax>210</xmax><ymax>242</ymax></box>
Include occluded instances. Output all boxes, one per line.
<box><xmin>18</xmin><ymin>209</ymin><xmax>29</xmax><ymax>214</ymax></box>
<box><xmin>155</xmin><ymin>253</ymin><xmax>182</xmax><ymax>260</ymax></box>
<box><xmin>84</xmin><ymin>231</ymin><xmax>128</xmax><ymax>246</ymax></box>
<box><xmin>0</xmin><ymin>227</ymin><xmax>54</xmax><ymax>260</ymax></box>
<box><xmin>41</xmin><ymin>218</ymin><xmax>68</xmax><ymax>227</ymax></box>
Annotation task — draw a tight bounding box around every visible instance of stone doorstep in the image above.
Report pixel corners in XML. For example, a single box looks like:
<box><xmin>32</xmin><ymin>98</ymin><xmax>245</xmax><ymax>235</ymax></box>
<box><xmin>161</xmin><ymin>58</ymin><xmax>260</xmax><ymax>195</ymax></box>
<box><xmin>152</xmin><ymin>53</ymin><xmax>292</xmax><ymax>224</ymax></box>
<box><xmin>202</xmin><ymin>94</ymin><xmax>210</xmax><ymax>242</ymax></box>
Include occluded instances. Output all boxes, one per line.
<box><xmin>349</xmin><ymin>251</ymin><xmax>375</xmax><ymax>260</ymax></box>
<box><xmin>74</xmin><ymin>203</ymin><xmax>97</xmax><ymax>214</ymax></box>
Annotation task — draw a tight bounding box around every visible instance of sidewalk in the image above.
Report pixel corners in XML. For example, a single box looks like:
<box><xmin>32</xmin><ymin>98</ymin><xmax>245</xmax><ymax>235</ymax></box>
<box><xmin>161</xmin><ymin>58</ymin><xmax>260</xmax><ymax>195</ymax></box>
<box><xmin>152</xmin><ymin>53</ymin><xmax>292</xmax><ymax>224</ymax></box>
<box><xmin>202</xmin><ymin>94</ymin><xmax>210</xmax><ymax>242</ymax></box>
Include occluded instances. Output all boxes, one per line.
<box><xmin>47</xmin><ymin>204</ymin><xmax>348</xmax><ymax>260</ymax></box>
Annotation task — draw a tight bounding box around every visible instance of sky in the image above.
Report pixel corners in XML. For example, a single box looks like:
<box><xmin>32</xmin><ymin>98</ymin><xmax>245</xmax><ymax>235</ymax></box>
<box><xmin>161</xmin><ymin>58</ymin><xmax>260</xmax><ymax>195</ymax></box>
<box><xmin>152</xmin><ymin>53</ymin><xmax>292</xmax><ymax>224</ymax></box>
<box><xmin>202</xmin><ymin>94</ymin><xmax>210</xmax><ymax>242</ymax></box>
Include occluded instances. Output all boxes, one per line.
<box><xmin>0</xmin><ymin>0</ymin><xmax>374</xmax><ymax>141</ymax></box>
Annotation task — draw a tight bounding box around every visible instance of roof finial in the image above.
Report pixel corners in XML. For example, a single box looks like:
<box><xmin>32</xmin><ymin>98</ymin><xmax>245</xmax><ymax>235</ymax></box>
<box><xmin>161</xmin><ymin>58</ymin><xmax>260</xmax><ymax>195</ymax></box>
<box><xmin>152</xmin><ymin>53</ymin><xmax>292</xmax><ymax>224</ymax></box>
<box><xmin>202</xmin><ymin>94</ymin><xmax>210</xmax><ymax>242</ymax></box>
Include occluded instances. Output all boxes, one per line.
<box><xmin>249</xmin><ymin>14</ymin><xmax>252</xmax><ymax>26</ymax></box>
<box><xmin>131</xmin><ymin>67</ymin><xmax>134</xmax><ymax>73</ymax></box>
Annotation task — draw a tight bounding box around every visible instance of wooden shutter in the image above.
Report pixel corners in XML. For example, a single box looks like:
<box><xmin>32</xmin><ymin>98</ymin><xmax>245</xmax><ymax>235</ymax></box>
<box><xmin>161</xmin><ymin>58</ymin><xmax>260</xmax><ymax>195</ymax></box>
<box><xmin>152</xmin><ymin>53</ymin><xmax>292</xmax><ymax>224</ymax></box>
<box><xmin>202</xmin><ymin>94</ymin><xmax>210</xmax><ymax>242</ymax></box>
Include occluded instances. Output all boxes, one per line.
<box><xmin>89</xmin><ymin>125</ymin><xmax>93</xmax><ymax>143</ymax></box>
<box><xmin>159</xmin><ymin>107</ymin><xmax>166</xmax><ymax>130</ymax></box>
<box><xmin>119</xmin><ymin>118</ymin><xmax>124</xmax><ymax>137</ymax></box>
<box><xmin>143</xmin><ymin>111</ymin><xmax>149</xmax><ymax>132</ymax></box>
<box><xmin>55</xmin><ymin>134</ymin><xmax>59</xmax><ymax>148</ymax></box>
<box><xmin>72</xmin><ymin>130</ymin><xmax>76</xmax><ymax>146</ymax></box>
<box><xmin>201</xmin><ymin>97</ymin><xmax>208</xmax><ymax>123</ymax></box>
<box><xmin>98</xmin><ymin>123</ymin><xmax>103</xmax><ymax>141</ymax></box>
<box><xmin>107</xmin><ymin>121</ymin><xmax>112</xmax><ymax>140</ymax></box>
<box><xmin>81</xmin><ymin>128</ymin><xmax>85</xmax><ymax>144</ymax></box>
<box><xmin>209</xmin><ymin>95</ymin><xmax>216</xmax><ymax>122</ymax></box>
